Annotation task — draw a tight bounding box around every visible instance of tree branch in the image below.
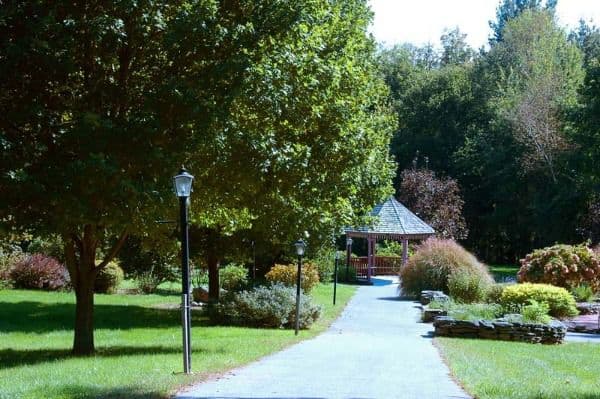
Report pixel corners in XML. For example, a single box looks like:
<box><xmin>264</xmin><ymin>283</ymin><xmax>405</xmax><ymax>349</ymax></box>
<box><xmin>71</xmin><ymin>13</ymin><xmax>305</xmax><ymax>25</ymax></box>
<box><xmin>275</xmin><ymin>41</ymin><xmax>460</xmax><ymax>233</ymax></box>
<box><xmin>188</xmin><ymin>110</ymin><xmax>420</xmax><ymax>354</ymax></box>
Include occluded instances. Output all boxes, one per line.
<box><xmin>96</xmin><ymin>228</ymin><xmax>129</xmax><ymax>271</ymax></box>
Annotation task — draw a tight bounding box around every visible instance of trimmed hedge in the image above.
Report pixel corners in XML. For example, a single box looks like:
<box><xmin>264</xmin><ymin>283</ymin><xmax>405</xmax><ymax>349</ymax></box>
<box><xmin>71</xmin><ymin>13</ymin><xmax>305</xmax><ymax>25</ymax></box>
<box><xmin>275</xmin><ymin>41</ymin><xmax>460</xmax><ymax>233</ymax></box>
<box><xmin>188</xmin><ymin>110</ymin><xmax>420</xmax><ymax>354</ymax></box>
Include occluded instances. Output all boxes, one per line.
<box><xmin>500</xmin><ymin>283</ymin><xmax>578</xmax><ymax>318</ymax></box>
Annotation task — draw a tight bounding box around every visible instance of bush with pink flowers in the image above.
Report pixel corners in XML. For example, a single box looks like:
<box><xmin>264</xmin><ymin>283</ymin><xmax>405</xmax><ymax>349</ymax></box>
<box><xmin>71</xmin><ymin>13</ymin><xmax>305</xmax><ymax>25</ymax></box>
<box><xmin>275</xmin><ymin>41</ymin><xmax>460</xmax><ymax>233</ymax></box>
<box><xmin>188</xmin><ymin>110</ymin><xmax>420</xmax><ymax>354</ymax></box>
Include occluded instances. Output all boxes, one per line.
<box><xmin>518</xmin><ymin>243</ymin><xmax>600</xmax><ymax>292</ymax></box>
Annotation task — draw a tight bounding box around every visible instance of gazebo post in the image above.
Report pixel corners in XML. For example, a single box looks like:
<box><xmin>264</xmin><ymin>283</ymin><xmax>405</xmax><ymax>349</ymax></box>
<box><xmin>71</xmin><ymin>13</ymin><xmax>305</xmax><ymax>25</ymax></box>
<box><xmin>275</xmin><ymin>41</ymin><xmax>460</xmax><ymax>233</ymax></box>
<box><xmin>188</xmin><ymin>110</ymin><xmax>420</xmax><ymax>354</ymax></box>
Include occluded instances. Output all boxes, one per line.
<box><xmin>367</xmin><ymin>235</ymin><xmax>374</xmax><ymax>283</ymax></box>
<box><xmin>402</xmin><ymin>238</ymin><xmax>409</xmax><ymax>265</ymax></box>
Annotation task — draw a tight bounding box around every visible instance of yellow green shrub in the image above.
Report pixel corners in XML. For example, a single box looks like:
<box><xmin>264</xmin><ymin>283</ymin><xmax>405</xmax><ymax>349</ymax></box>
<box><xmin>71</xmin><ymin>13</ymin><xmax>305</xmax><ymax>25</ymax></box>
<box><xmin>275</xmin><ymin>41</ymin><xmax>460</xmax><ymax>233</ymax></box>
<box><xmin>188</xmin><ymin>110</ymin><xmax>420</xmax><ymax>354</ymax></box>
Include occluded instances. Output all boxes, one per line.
<box><xmin>500</xmin><ymin>283</ymin><xmax>578</xmax><ymax>318</ymax></box>
<box><xmin>265</xmin><ymin>263</ymin><xmax>320</xmax><ymax>293</ymax></box>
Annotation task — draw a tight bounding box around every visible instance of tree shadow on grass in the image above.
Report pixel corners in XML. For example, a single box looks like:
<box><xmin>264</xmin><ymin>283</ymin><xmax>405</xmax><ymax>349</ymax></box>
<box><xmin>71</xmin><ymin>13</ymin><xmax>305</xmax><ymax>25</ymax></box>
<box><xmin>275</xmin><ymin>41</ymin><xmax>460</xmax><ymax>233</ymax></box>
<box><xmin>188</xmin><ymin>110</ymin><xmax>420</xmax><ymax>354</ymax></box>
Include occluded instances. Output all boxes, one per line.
<box><xmin>0</xmin><ymin>301</ymin><xmax>209</xmax><ymax>333</ymax></box>
<box><xmin>0</xmin><ymin>345</ymin><xmax>224</xmax><ymax>370</ymax></box>
<box><xmin>36</xmin><ymin>385</ymin><xmax>166</xmax><ymax>399</ymax></box>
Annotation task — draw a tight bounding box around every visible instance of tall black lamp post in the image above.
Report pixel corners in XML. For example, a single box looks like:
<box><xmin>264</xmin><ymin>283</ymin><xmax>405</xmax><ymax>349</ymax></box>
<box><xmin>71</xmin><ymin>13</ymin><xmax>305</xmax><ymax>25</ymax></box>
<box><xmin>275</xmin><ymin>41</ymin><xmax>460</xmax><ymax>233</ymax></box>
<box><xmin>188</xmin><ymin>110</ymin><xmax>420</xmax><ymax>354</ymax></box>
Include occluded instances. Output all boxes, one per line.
<box><xmin>333</xmin><ymin>251</ymin><xmax>339</xmax><ymax>305</ymax></box>
<box><xmin>294</xmin><ymin>239</ymin><xmax>306</xmax><ymax>336</ymax></box>
<box><xmin>173</xmin><ymin>168</ymin><xmax>194</xmax><ymax>374</ymax></box>
<box><xmin>345</xmin><ymin>237</ymin><xmax>353</xmax><ymax>281</ymax></box>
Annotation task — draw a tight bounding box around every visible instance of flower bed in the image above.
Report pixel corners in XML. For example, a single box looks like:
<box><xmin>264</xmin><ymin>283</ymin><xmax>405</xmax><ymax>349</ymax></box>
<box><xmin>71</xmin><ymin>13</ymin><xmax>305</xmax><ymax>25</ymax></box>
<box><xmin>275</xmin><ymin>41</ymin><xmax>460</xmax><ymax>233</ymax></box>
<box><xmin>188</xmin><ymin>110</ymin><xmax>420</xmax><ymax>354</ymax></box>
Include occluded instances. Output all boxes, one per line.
<box><xmin>433</xmin><ymin>316</ymin><xmax>566</xmax><ymax>344</ymax></box>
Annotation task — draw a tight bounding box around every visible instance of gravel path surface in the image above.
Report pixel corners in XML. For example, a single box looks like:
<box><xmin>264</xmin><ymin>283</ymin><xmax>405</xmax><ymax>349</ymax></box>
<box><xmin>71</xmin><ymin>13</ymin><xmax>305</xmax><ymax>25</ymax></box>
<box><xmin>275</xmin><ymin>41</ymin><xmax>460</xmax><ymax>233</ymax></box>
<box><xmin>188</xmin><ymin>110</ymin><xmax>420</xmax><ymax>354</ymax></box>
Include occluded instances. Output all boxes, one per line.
<box><xmin>177</xmin><ymin>277</ymin><xmax>470</xmax><ymax>399</ymax></box>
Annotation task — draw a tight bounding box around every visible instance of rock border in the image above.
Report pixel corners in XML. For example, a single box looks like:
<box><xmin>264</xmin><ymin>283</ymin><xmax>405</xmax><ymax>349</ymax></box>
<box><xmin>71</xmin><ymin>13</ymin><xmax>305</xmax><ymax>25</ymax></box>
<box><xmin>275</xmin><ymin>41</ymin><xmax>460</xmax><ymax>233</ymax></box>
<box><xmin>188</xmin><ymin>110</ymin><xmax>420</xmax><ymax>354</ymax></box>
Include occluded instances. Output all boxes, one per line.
<box><xmin>433</xmin><ymin>316</ymin><xmax>566</xmax><ymax>344</ymax></box>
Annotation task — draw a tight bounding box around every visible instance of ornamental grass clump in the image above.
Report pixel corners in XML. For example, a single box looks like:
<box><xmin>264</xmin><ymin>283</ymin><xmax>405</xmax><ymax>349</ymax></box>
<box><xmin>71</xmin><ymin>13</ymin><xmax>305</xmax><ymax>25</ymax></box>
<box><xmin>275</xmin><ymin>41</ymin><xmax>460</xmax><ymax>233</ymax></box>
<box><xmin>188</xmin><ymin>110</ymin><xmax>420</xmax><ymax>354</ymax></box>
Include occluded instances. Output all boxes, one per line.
<box><xmin>518</xmin><ymin>243</ymin><xmax>600</xmax><ymax>291</ymax></box>
<box><xmin>400</xmin><ymin>238</ymin><xmax>493</xmax><ymax>297</ymax></box>
<box><xmin>265</xmin><ymin>263</ymin><xmax>320</xmax><ymax>293</ymax></box>
<box><xmin>500</xmin><ymin>283</ymin><xmax>578</xmax><ymax>318</ymax></box>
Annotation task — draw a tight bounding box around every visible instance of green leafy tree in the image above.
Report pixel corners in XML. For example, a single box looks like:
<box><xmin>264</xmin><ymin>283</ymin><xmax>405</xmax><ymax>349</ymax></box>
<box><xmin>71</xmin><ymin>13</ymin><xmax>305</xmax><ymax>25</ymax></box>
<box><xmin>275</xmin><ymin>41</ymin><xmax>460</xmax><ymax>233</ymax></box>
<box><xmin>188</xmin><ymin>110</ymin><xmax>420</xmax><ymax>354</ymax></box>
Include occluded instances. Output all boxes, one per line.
<box><xmin>440</xmin><ymin>27</ymin><xmax>474</xmax><ymax>66</ymax></box>
<box><xmin>489</xmin><ymin>0</ymin><xmax>557</xmax><ymax>44</ymax></box>
<box><xmin>455</xmin><ymin>10</ymin><xmax>585</xmax><ymax>261</ymax></box>
<box><xmin>0</xmin><ymin>1</ymin><xmax>394</xmax><ymax>355</ymax></box>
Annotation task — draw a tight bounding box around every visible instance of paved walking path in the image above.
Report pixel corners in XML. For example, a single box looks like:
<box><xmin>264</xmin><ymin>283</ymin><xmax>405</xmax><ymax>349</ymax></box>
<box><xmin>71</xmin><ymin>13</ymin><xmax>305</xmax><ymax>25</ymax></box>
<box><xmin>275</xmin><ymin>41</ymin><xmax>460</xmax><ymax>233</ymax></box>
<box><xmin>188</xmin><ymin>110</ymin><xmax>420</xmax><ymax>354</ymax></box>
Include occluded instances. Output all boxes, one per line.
<box><xmin>177</xmin><ymin>277</ymin><xmax>470</xmax><ymax>399</ymax></box>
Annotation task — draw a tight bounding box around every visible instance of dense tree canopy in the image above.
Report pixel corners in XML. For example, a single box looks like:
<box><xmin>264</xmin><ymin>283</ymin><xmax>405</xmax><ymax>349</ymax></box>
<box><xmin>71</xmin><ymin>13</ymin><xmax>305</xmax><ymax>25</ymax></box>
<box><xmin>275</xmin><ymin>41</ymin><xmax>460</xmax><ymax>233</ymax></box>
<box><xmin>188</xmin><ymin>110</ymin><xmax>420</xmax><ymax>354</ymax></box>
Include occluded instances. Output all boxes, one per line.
<box><xmin>0</xmin><ymin>0</ymin><xmax>394</xmax><ymax>354</ymax></box>
<box><xmin>381</xmin><ymin>4</ymin><xmax>595</xmax><ymax>263</ymax></box>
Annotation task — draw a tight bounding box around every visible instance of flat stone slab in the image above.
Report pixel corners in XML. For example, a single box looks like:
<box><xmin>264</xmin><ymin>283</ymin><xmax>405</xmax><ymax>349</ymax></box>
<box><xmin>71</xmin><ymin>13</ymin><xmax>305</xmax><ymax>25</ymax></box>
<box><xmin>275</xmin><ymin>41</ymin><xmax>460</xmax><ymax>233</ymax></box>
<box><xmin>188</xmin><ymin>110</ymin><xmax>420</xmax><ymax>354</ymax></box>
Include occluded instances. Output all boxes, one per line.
<box><xmin>177</xmin><ymin>277</ymin><xmax>470</xmax><ymax>399</ymax></box>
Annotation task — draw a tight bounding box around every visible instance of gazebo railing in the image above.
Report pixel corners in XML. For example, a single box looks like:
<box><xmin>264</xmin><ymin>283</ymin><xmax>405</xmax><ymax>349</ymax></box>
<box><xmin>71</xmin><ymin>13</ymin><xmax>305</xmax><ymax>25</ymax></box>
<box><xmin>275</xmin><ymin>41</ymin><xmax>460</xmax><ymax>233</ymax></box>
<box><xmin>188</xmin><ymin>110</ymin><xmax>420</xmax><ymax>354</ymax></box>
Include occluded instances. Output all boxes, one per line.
<box><xmin>350</xmin><ymin>256</ymin><xmax>403</xmax><ymax>278</ymax></box>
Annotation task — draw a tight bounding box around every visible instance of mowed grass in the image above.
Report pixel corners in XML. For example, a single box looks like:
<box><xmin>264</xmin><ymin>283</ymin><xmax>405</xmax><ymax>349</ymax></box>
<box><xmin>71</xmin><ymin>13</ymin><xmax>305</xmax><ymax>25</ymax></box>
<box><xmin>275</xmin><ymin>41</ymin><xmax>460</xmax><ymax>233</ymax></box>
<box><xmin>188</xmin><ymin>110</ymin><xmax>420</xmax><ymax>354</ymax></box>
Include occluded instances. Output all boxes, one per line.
<box><xmin>488</xmin><ymin>264</ymin><xmax>519</xmax><ymax>282</ymax></box>
<box><xmin>436</xmin><ymin>337</ymin><xmax>600</xmax><ymax>399</ymax></box>
<box><xmin>0</xmin><ymin>283</ymin><xmax>356</xmax><ymax>399</ymax></box>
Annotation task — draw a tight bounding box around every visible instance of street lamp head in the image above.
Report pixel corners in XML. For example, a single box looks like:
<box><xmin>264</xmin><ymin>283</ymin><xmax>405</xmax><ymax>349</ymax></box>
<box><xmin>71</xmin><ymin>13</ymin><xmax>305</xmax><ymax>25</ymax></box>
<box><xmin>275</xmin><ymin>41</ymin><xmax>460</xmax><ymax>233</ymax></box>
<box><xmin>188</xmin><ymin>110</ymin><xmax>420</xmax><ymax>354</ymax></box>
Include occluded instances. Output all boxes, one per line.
<box><xmin>346</xmin><ymin>237</ymin><xmax>353</xmax><ymax>247</ymax></box>
<box><xmin>294</xmin><ymin>239</ymin><xmax>306</xmax><ymax>256</ymax></box>
<box><xmin>173</xmin><ymin>168</ymin><xmax>194</xmax><ymax>198</ymax></box>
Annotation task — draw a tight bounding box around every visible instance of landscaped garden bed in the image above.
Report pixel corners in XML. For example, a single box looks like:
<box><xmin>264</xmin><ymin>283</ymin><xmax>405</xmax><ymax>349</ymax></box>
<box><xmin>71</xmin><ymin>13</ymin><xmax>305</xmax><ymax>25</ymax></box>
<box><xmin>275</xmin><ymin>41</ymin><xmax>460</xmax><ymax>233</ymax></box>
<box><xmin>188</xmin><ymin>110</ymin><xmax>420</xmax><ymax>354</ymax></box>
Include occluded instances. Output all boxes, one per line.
<box><xmin>405</xmin><ymin>240</ymin><xmax>600</xmax><ymax>346</ymax></box>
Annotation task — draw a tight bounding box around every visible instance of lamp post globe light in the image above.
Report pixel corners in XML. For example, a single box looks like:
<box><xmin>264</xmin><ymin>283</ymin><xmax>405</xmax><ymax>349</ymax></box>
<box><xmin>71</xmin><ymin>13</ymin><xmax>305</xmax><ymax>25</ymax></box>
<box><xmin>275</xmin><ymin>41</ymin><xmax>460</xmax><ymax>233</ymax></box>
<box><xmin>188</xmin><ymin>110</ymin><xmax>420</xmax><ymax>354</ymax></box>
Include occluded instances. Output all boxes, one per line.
<box><xmin>293</xmin><ymin>239</ymin><xmax>306</xmax><ymax>336</ymax></box>
<box><xmin>173</xmin><ymin>167</ymin><xmax>194</xmax><ymax>374</ymax></box>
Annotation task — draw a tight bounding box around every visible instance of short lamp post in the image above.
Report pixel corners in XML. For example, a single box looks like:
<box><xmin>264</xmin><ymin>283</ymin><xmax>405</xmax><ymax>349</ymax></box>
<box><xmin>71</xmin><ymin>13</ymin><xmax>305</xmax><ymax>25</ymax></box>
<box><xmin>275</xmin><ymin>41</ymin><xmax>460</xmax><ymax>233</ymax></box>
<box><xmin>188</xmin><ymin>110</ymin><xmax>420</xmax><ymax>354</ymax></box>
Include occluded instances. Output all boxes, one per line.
<box><xmin>345</xmin><ymin>237</ymin><xmax>353</xmax><ymax>281</ymax></box>
<box><xmin>333</xmin><ymin>251</ymin><xmax>339</xmax><ymax>305</ymax></box>
<box><xmin>294</xmin><ymin>239</ymin><xmax>306</xmax><ymax>336</ymax></box>
<box><xmin>173</xmin><ymin>168</ymin><xmax>194</xmax><ymax>374</ymax></box>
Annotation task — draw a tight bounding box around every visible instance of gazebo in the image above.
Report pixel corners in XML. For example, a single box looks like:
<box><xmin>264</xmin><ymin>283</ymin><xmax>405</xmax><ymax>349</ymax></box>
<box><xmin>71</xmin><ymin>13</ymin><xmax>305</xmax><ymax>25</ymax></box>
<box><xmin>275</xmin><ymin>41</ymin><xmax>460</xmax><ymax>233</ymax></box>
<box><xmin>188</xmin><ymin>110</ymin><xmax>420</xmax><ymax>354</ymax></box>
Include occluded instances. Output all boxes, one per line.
<box><xmin>344</xmin><ymin>196</ymin><xmax>434</xmax><ymax>282</ymax></box>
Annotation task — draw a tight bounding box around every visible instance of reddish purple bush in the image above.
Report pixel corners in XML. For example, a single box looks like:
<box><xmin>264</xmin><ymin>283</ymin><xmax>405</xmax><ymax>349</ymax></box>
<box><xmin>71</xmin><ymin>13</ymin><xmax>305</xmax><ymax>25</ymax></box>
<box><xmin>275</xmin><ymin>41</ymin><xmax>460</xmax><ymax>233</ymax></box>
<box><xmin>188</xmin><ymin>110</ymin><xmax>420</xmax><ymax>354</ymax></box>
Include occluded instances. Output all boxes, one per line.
<box><xmin>398</xmin><ymin>168</ymin><xmax>468</xmax><ymax>240</ymax></box>
<box><xmin>9</xmin><ymin>254</ymin><xmax>70</xmax><ymax>290</ymax></box>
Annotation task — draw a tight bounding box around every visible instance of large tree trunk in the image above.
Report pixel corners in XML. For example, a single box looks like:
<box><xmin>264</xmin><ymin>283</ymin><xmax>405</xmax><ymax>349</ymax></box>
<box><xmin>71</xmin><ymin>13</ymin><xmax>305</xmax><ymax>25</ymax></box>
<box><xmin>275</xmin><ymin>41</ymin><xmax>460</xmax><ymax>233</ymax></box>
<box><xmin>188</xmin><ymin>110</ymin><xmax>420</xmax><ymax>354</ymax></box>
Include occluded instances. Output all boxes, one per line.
<box><xmin>73</xmin><ymin>270</ymin><xmax>95</xmax><ymax>355</ymax></box>
<box><xmin>63</xmin><ymin>226</ymin><xmax>129</xmax><ymax>356</ymax></box>
<box><xmin>207</xmin><ymin>249</ymin><xmax>220</xmax><ymax>302</ymax></box>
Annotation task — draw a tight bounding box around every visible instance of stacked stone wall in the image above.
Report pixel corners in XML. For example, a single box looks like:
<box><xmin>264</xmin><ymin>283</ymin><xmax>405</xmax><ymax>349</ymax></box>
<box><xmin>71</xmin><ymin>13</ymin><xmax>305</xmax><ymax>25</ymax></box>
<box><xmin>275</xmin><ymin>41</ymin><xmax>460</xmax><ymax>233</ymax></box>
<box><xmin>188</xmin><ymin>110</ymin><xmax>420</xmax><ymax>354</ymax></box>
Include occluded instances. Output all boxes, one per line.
<box><xmin>433</xmin><ymin>316</ymin><xmax>566</xmax><ymax>344</ymax></box>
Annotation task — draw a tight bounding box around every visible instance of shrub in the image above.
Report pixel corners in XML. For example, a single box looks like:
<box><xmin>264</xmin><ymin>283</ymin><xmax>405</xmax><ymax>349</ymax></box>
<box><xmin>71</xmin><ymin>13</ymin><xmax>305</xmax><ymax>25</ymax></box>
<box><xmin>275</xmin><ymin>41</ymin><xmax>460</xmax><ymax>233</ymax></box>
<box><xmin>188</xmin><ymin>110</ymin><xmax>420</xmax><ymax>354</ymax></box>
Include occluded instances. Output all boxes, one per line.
<box><xmin>135</xmin><ymin>271</ymin><xmax>163</xmax><ymax>294</ymax></box>
<box><xmin>265</xmin><ymin>263</ymin><xmax>320</xmax><ymax>293</ymax></box>
<box><xmin>399</xmin><ymin>238</ymin><xmax>493</xmax><ymax>297</ymax></box>
<box><xmin>0</xmin><ymin>247</ymin><xmax>25</xmax><ymax>289</ymax></box>
<box><xmin>448</xmin><ymin>270</ymin><xmax>491</xmax><ymax>303</ymax></box>
<box><xmin>308</xmin><ymin>248</ymin><xmax>340</xmax><ymax>283</ymax></box>
<box><xmin>215</xmin><ymin>283</ymin><xmax>321</xmax><ymax>329</ymax></box>
<box><xmin>500</xmin><ymin>283</ymin><xmax>578</xmax><ymax>318</ymax></box>
<box><xmin>118</xmin><ymin>236</ymin><xmax>178</xmax><ymax>286</ymax></box>
<box><xmin>26</xmin><ymin>235</ymin><xmax>64</xmax><ymax>262</ymax></box>
<box><xmin>518</xmin><ymin>243</ymin><xmax>600</xmax><ymax>291</ymax></box>
<box><xmin>94</xmin><ymin>262</ymin><xmax>124</xmax><ymax>294</ymax></box>
<box><xmin>520</xmin><ymin>300</ymin><xmax>552</xmax><ymax>324</ymax></box>
<box><xmin>445</xmin><ymin>302</ymin><xmax>503</xmax><ymax>321</ymax></box>
<box><xmin>9</xmin><ymin>254</ymin><xmax>69</xmax><ymax>290</ymax></box>
<box><xmin>338</xmin><ymin>260</ymin><xmax>358</xmax><ymax>283</ymax></box>
<box><xmin>485</xmin><ymin>283</ymin><xmax>511</xmax><ymax>304</ymax></box>
<box><xmin>571</xmin><ymin>284</ymin><xmax>595</xmax><ymax>302</ymax></box>
<box><xmin>220</xmin><ymin>263</ymin><xmax>248</xmax><ymax>291</ymax></box>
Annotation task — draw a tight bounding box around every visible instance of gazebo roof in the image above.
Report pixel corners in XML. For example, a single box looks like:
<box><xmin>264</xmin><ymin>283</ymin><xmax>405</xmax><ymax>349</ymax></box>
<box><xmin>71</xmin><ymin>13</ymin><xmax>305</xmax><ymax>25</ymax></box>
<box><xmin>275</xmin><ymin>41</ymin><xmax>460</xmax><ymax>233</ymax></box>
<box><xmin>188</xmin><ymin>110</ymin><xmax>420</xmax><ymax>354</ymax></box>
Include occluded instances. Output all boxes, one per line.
<box><xmin>345</xmin><ymin>196</ymin><xmax>435</xmax><ymax>240</ymax></box>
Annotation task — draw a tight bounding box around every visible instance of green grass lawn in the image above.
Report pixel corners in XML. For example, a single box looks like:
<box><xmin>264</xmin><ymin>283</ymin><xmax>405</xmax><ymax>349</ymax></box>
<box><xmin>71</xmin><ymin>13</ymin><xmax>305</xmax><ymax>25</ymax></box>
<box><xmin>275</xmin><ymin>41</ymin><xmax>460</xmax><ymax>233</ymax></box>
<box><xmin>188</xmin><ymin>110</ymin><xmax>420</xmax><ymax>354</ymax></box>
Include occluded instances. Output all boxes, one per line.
<box><xmin>436</xmin><ymin>337</ymin><xmax>600</xmax><ymax>399</ymax></box>
<box><xmin>0</xmin><ymin>283</ymin><xmax>356</xmax><ymax>399</ymax></box>
<box><xmin>488</xmin><ymin>264</ymin><xmax>519</xmax><ymax>282</ymax></box>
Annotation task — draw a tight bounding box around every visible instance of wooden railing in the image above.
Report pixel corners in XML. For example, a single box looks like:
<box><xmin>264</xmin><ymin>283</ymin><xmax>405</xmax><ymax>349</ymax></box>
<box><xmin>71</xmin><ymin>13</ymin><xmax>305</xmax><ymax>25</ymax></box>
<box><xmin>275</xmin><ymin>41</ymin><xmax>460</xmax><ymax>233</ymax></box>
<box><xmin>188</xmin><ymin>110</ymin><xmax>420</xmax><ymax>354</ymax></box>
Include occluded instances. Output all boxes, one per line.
<box><xmin>349</xmin><ymin>256</ymin><xmax>403</xmax><ymax>278</ymax></box>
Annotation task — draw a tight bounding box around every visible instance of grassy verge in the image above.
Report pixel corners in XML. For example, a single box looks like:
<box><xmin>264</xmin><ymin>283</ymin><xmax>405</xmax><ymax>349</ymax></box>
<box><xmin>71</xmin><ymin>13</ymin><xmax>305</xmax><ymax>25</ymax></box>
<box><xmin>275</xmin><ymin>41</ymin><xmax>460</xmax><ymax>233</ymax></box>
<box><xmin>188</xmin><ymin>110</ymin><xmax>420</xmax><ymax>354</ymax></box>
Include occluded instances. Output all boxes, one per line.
<box><xmin>436</xmin><ymin>337</ymin><xmax>600</xmax><ymax>399</ymax></box>
<box><xmin>0</xmin><ymin>283</ymin><xmax>356</xmax><ymax>399</ymax></box>
<box><xmin>488</xmin><ymin>264</ymin><xmax>519</xmax><ymax>282</ymax></box>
